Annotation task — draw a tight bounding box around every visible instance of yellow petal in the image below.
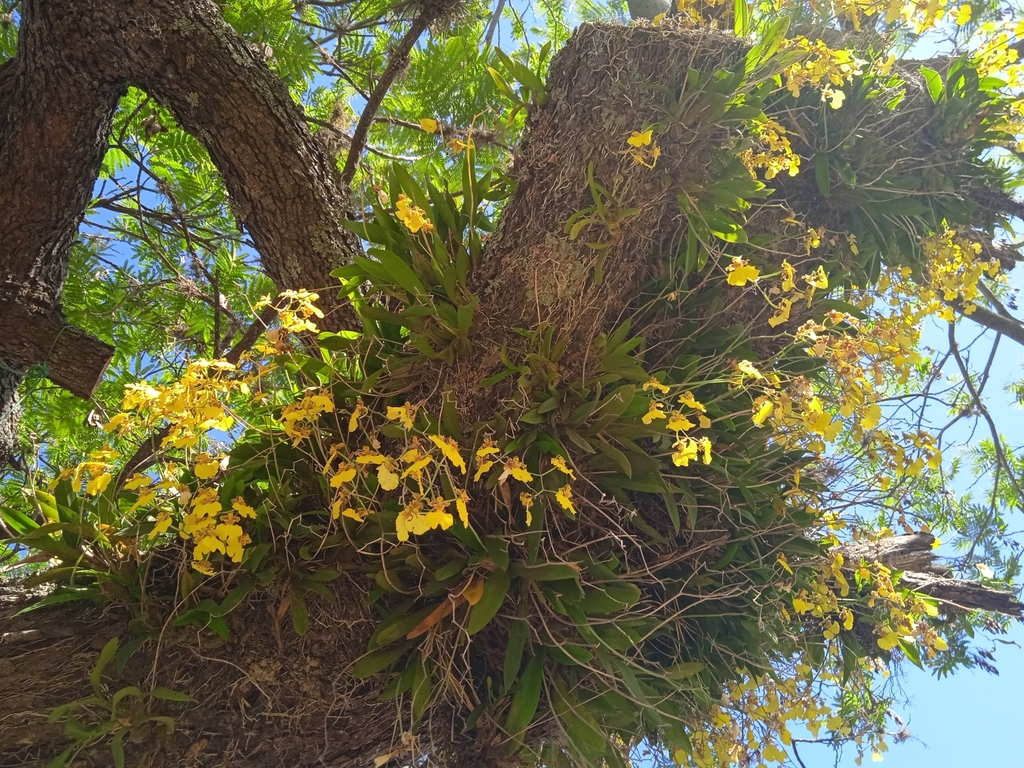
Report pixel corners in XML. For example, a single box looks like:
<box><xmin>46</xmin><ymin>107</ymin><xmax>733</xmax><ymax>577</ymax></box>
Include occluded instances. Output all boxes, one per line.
<box><xmin>378</xmin><ymin>464</ymin><xmax>400</xmax><ymax>491</ymax></box>
<box><xmin>551</xmin><ymin>456</ymin><xmax>576</xmax><ymax>478</ymax></box>
<box><xmin>727</xmin><ymin>258</ymin><xmax>760</xmax><ymax>287</ymax></box>
<box><xmin>193</xmin><ymin>455</ymin><xmax>221</xmax><ymax>480</ymax></box>
<box><xmin>555</xmin><ymin>485</ymin><xmax>576</xmax><ymax>516</ymax></box>
<box><xmin>473</xmin><ymin>460</ymin><xmax>494</xmax><ymax>482</ymax></box>
<box><xmin>232</xmin><ymin>497</ymin><xmax>257</xmax><ymax>518</ymax></box>
<box><xmin>752</xmin><ymin>400</ymin><xmax>774</xmax><ymax>426</ymax></box>
<box><xmin>627</xmin><ymin>129</ymin><xmax>653</xmax><ymax>147</ymax></box>
<box><xmin>86</xmin><ymin>472</ymin><xmax>112</xmax><ymax>496</ymax></box>
<box><xmin>877</xmin><ymin>631</ymin><xmax>900</xmax><ymax>651</ymax></box>
<box><xmin>123</xmin><ymin>473</ymin><xmax>152</xmax><ymax>491</ymax></box>
<box><xmin>430</xmin><ymin>434</ymin><xmax>467</xmax><ymax>474</ymax></box>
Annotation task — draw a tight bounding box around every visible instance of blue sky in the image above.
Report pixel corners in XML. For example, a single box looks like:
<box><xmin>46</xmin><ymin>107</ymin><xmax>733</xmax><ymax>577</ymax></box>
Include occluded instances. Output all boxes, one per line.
<box><xmin>803</xmin><ymin>259</ymin><xmax>1024</xmax><ymax>767</ymax></box>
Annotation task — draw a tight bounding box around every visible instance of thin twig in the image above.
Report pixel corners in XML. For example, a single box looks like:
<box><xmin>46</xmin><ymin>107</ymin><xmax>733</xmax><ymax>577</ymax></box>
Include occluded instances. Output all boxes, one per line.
<box><xmin>791</xmin><ymin>740</ymin><xmax>809</xmax><ymax>768</ymax></box>
<box><xmin>341</xmin><ymin>13</ymin><xmax>433</xmax><ymax>185</ymax></box>
<box><xmin>947</xmin><ymin>322</ymin><xmax>1024</xmax><ymax>563</ymax></box>
<box><xmin>212</xmin><ymin>268</ymin><xmax>221</xmax><ymax>357</ymax></box>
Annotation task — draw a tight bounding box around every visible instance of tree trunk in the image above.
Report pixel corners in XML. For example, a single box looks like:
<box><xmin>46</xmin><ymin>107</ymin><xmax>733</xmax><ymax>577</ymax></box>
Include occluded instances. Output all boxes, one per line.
<box><xmin>0</xmin><ymin>581</ymin><xmax>405</xmax><ymax>768</ymax></box>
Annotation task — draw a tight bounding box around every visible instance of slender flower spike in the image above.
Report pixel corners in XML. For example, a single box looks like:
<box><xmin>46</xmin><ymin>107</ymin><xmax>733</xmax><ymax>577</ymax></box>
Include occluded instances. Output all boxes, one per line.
<box><xmin>726</xmin><ymin>257</ymin><xmax>760</xmax><ymax>287</ymax></box>
<box><xmin>627</xmin><ymin>129</ymin><xmax>653</xmax><ymax>147</ymax></box>
<box><xmin>551</xmin><ymin>456</ymin><xmax>576</xmax><ymax>479</ymax></box>
<box><xmin>643</xmin><ymin>377</ymin><xmax>670</xmax><ymax>394</ymax></box>
<box><xmin>430</xmin><ymin>434</ymin><xmax>467</xmax><ymax>474</ymax></box>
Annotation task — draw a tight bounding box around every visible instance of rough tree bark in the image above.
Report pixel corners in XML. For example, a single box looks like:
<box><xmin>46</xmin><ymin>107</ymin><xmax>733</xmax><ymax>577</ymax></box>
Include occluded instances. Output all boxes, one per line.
<box><xmin>2</xmin><ymin>5</ymin><xmax>1022</xmax><ymax>768</ymax></box>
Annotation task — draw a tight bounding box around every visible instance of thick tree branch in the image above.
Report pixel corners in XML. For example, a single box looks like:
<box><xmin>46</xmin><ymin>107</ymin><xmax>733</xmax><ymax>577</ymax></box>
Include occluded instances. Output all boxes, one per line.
<box><xmin>837</xmin><ymin>533</ymin><xmax>1023</xmax><ymax>616</ymax></box>
<box><xmin>0</xmin><ymin>7</ymin><xmax>124</xmax><ymax>462</ymax></box>
<box><xmin>951</xmin><ymin>299</ymin><xmax>1024</xmax><ymax>348</ymax></box>
<box><xmin>1</xmin><ymin>0</ymin><xmax>372</xmax><ymax>459</ymax></box>
<box><xmin>110</xmin><ymin>0</ymin><xmax>362</xmax><ymax>331</ymax></box>
<box><xmin>0</xmin><ymin>306</ymin><xmax>114</xmax><ymax>399</ymax></box>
